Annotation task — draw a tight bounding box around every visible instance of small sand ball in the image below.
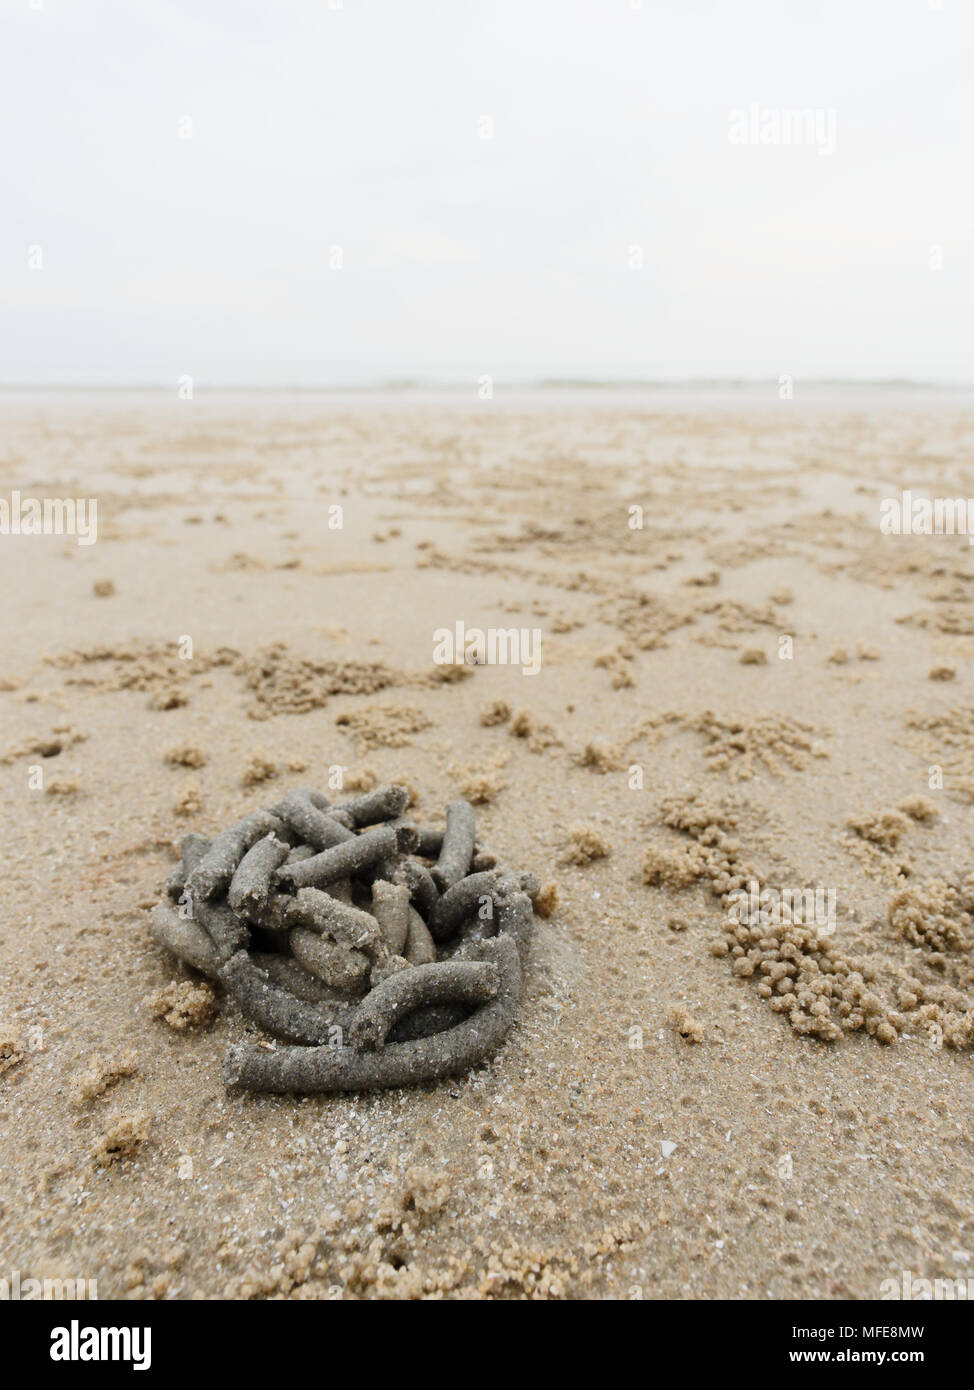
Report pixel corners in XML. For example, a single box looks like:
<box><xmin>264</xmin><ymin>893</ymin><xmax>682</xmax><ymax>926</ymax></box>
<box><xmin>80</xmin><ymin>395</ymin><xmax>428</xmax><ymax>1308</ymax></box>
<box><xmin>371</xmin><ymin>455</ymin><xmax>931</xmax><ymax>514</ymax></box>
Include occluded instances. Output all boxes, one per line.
<box><xmin>945</xmin><ymin>1013</ymin><xmax>974</xmax><ymax>1049</ymax></box>
<box><xmin>667</xmin><ymin>1004</ymin><xmax>705</xmax><ymax>1042</ymax></box>
<box><xmin>144</xmin><ymin>980</ymin><xmax>216</xmax><ymax>1031</ymax></box>
<box><xmin>739</xmin><ymin>648</ymin><xmax>767</xmax><ymax>665</ymax></box>
<box><xmin>173</xmin><ymin>782</ymin><xmax>203</xmax><ymax>817</ymax></box>
<box><xmin>70</xmin><ymin>1051</ymin><xmax>138</xmax><ymax>1105</ymax></box>
<box><xmin>480</xmin><ymin>700</ymin><xmax>512</xmax><ymax>727</ymax></box>
<box><xmin>457</xmin><ymin>768</ymin><xmax>504</xmax><ymax>804</ymax></box>
<box><xmin>400</xmin><ymin>1164</ymin><xmax>450</xmax><ymax>1217</ymax></box>
<box><xmin>928</xmin><ymin>666</ymin><xmax>956</xmax><ymax>681</ymax></box>
<box><xmin>93</xmin><ymin>579</ymin><xmax>115</xmax><ymax>598</ymax></box>
<box><xmin>533</xmin><ymin>881</ymin><xmax>559</xmax><ymax>919</ymax></box>
<box><xmin>579</xmin><ymin>740</ymin><xmax>622</xmax><ymax>772</ymax></box>
<box><xmin>509</xmin><ymin>708</ymin><xmax>535</xmax><ymax>738</ymax></box>
<box><xmin>897</xmin><ymin>795</ymin><xmax>939</xmax><ymax>823</ymax></box>
<box><xmin>0</xmin><ymin>1033</ymin><xmax>25</xmax><ymax>1076</ymax></box>
<box><xmin>45</xmin><ymin>778</ymin><xmax>80</xmax><ymax>796</ymax></box>
<box><xmin>431</xmin><ymin>663</ymin><xmax>474</xmax><ymax>683</ymax></box>
<box><xmin>642</xmin><ymin>844</ymin><xmax>703</xmax><ymax>889</ymax></box>
<box><xmin>335</xmin><ymin>703</ymin><xmax>432</xmax><ymax>753</ymax></box>
<box><xmin>847</xmin><ymin>810</ymin><xmax>910</xmax><ymax>851</ymax></box>
<box><xmin>564</xmin><ymin>823</ymin><xmax>611</xmax><ymax>865</ymax></box>
<box><xmin>242</xmin><ymin>749</ymin><xmax>277</xmax><ymax>787</ymax></box>
<box><xmin>150</xmin><ymin>687</ymin><xmax>188</xmax><ymax>710</ymax></box>
<box><xmin>342</xmin><ymin>767</ymin><xmax>377</xmax><ymax>792</ymax></box>
<box><xmin>164</xmin><ymin>742</ymin><xmax>207</xmax><ymax>768</ymax></box>
<box><xmin>93</xmin><ymin>1112</ymin><xmax>150</xmax><ymax>1166</ymax></box>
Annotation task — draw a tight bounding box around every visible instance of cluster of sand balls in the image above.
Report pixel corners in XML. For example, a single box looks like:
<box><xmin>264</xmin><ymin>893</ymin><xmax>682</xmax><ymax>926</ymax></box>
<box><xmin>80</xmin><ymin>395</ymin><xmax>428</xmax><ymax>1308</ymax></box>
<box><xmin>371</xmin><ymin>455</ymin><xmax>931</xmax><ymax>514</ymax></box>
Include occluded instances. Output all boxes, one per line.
<box><xmin>644</xmin><ymin>797</ymin><xmax>974</xmax><ymax>1048</ymax></box>
<box><xmin>149</xmin><ymin>786</ymin><xmax>540</xmax><ymax>1092</ymax></box>
<box><xmin>644</xmin><ymin>796</ymin><xmax>901</xmax><ymax>1043</ymax></box>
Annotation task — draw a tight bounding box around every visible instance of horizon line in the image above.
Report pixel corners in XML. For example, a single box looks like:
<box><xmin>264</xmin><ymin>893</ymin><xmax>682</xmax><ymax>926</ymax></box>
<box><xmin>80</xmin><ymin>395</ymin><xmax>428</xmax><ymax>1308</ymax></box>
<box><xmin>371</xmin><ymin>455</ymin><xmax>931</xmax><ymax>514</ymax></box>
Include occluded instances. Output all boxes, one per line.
<box><xmin>1</xmin><ymin>375</ymin><xmax>972</xmax><ymax>394</ymax></box>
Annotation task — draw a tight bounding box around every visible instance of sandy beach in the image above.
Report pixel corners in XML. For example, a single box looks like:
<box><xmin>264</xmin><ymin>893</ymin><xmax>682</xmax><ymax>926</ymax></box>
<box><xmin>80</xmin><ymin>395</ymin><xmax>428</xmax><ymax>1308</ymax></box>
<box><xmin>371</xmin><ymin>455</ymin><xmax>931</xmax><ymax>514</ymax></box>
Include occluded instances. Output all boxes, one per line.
<box><xmin>1</xmin><ymin>389</ymin><xmax>972</xmax><ymax>1300</ymax></box>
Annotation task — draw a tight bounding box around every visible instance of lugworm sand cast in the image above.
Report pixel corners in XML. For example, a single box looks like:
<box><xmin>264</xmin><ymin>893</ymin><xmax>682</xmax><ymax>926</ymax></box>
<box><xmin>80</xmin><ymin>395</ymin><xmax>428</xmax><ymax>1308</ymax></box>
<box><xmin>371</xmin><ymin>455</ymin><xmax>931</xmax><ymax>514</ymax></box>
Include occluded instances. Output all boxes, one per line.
<box><xmin>148</xmin><ymin>786</ymin><xmax>543</xmax><ymax>1093</ymax></box>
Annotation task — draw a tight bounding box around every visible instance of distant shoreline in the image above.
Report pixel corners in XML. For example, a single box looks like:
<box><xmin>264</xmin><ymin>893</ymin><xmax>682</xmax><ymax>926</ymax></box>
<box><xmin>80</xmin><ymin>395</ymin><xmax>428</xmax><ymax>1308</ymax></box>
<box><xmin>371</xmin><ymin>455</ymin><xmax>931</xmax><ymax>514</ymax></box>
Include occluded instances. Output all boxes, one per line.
<box><xmin>1</xmin><ymin>377</ymin><xmax>971</xmax><ymax>403</ymax></box>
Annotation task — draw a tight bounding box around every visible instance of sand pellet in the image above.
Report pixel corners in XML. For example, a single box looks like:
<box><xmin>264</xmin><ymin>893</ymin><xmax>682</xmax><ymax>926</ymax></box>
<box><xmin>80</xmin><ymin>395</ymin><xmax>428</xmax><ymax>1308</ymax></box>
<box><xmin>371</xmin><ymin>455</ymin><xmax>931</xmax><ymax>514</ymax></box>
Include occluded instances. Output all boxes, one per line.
<box><xmin>349</xmin><ymin>960</ymin><xmax>500</xmax><ymax>1052</ymax></box>
<box><xmin>277</xmin><ymin>824</ymin><xmax>398</xmax><ymax>891</ymax></box>
<box><xmin>220</xmin><ymin>951</ymin><xmax>354</xmax><ymax>1045</ymax></box>
<box><xmin>248</xmin><ymin>889</ymin><xmax>294</xmax><ymax>934</ymax></box>
<box><xmin>404</xmin><ymin>906</ymin><xmax>437</xmax><ymax>966</ymax></box>
<box><xmin>290</xmin><ymin>927</ymin><xmax>370</xmax><ymax>992</ymax></box>
<box><xmin>165</xmin><ymin>833</ymin><xmax>210</xmax><ymax>901</ymax></box>
<box><xmin>359</xmin><ymin>853</ymin><xmax>400</xmax><ymax>889</ymax></box>
<box><xmin>426</xmin><ymin>836</ymin><xmax>489</xmax><ymax>865</ymax></box>
<box><xmin>148</xmin><ymin>902</ymin><xmax>220</xmax><ymax>979</ymax></box>
<box><xmin>369</xmin><ymin>954</ymin><xmax>411</xmax><ymax>987</ymax></box>
<box><xmin>268</xmin><ymin>788</ymin><xmax>329</xmax><ymax>814</ymax></box>
<box><xmin>187</xmin><ymin>810</ymin><xmax>286</xmax><ymax>901</ymax></box>
<box><xmin>273</xmin><ymin>789</ymin><xmax>355</xmax><ymax>850</ymax></box>
<box><xmin>394</xmin><ymin>824</ymin><xmax>421</xmax><ymax>855</ymax></box>
<box><xmin>286</xmin><ymin>844</ymin><xmax>317</xmax><ymax>864</ymax></box>
<box><xmin>228</xmin><ymin>833</ymin><xmax>290</xmax><ymax>922</ymax></box>
<box><xmin>440</xmin><ymin>909</ymin><xmax>499</xmax><ymax>957</ymax></box>
<box><xmin>223</xmin><ymin>934</ymin><xmax>522</xmax><ymax>1093</ymax></box>
<box><xmin>371</xmin><ymin>880</ymin><xmax>410</xmax><ymax>955</ymax></box>
<box><xmin>192</xmin><ymin>897</ymin><xmax>251</xmax><ymax>964</ymax></box>
<box><xmin>331</xmin><ymin>783</ymin><xmax>410</xmax><ymax>827</ymax></box>
<box><xmin>432</xmin><ymin>799</ymin><xmax>477</xmax><ymax>890</ymax></box>
<box><xmin>249</xmin><ymin>953</ymin><xmax>353</xmax><ymax>1007</ymax></box>
<box><xmin>493</xmin><ymin>880</ymin><xmax>535</xmax><ymax>962</ymax></box>
<box><xmin>410</xmin><ymin>826</ymin><xmax>444</xmax><ymax>858</ymax></box>
<box><xmin>400</xmin><ymin>858</ymin><xmax>440</xmax><ymax>921</ymax></box>
<box><xmin>430</xmin><ymin>870</ymin><xmax>501</xmax><ymax>941</ymax></box>
<box><xmin>518</xmin><ymin>871</ymin><xmax>541</xmax><ymax>900</ymax></box>
<box><xmin>287</xmin><ymin>887</ymin><xmax>387</xmax><ymax>960</ymax></box>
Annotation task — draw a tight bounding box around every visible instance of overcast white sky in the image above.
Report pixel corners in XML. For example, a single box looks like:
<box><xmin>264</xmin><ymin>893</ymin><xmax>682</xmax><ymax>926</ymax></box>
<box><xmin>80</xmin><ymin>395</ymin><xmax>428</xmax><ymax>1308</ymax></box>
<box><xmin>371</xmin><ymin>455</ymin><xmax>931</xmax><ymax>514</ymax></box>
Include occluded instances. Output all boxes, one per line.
<box><xmin>1</xmin><ymin>0</ymin><xmax>972</xmax><ymax>385</ymax></box>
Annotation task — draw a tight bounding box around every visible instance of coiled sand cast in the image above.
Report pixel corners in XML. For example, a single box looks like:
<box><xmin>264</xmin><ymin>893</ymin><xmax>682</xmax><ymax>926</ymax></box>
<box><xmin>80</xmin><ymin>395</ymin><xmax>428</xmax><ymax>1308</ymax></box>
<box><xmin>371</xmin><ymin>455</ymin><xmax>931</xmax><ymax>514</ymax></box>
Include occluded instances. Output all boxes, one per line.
<box><xmin>149</xmin><ymin>787</ymin><xmax>541</xmax><ymax>1094</ymax></box>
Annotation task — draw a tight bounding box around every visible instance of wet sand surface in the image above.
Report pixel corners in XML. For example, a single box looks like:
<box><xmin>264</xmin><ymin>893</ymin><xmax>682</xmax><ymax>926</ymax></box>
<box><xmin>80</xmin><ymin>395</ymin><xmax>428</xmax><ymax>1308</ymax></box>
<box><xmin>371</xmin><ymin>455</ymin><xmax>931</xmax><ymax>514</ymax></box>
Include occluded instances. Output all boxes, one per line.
<box><xmin>1</xmin><ymin>393</ymin><xmax>972</xmax><ymax>1299</ymax></box>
